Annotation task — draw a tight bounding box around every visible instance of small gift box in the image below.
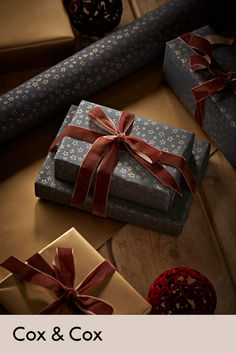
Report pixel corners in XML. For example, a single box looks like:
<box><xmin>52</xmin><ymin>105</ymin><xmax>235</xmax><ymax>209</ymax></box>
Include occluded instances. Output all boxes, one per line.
<box><xmin>0</xmin><ymin>228</ymin><xmax>151</xmax><ymax>314</ymax></box>
<box><xmin>0</xmin><ymin>0</ymin><xmax>75</xmax><ymax>72</ymax></box>
<box><xmin>163</xmin><ymin>25</ymin><xmax>236</xmax><ymax>168</ymax></box>
<box><xmin>34</xmin><ymin>105</ymin><xmax>210</xmax><ymax>236</ymax></box>
<box><xmin>53</xmin><ymin>100</ymin><xmax>195</xmax><ymax>213</ymax></box>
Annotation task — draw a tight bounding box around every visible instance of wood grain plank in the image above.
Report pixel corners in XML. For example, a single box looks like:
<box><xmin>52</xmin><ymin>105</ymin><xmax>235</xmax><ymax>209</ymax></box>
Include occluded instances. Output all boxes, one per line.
<box><xmin>199</xmin><ymin>151</ymin><xmax>236</xmax><ymax>287</ymax></box>
<box><xmin>110</xmin><ymin>191</ymin><xmax>236</xmax><ymax>314</ymax></box>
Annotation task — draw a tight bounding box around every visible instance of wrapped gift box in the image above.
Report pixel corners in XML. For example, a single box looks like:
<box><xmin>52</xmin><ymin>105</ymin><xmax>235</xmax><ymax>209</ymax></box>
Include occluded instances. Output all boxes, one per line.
<box><xmin>0</xmin><ymin>0</ymin><xmax>75</xmax><ymax>72</ymax></box>
<box><xmin>34</xmin><ymin>105</ymin><xmax>210</xmax><ymax>236</ymax></box>
<box><xmin>163</xmin><ymin>25</ymin><xmax>236</xmax><ymax>168</ymax></box>
<box><xmin>54</xmin><ymin>100</ymin><xmax>195</xmax><ymax>213</ymax></box>
<box><xmin>0</xmin><ymin>228</ymin><xmax>151</xmax><ymax>314</ymax></box>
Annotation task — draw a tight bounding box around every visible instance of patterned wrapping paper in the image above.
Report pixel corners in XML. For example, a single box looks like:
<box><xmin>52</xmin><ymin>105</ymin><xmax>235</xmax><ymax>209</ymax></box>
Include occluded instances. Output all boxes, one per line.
<box><xmin>0</xmin><ymin>0</ymin><xmax>220</xmax><ymax>144</ymax></box>
<box><xmin>35</xmin><ymin>106</ymin><xmax>210</xmax><ymax>237</ymax></box>
<box><xmin>54</xmin><ymin>100</ymin><xmax>194</xmax><ymax>212</ymax></box>
<box><xmin>163</xmin><ymin>25</ymin><xmax>236</xmax><ymax>168</ymax></box>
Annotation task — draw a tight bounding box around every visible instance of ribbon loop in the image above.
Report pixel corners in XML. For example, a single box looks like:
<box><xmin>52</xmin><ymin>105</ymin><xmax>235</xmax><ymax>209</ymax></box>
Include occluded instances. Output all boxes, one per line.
<box><xmin>114</xmin><ymin>132</ymin><xmax>126</xmax><ymax>142</ymax></box>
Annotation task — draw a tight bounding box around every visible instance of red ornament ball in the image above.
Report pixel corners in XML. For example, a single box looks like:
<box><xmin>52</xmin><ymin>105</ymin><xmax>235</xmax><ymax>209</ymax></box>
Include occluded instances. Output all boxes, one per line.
<box><xmin>63</xmin><ymin>0</ymin><xmax>122</xmax><ymax>36</ymax></box>
<box><xmin>147</xmin><ymin>267</ymin><xmax>217</xmax><ymax>314</ymax></box>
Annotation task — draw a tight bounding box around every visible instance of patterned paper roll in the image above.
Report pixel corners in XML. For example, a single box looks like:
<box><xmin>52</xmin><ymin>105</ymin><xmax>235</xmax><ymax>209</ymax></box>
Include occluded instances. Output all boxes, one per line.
<box><xmin>0</xmin><ymin>0</ymin><xmax>222</xmax><ymax>143</ymax></box>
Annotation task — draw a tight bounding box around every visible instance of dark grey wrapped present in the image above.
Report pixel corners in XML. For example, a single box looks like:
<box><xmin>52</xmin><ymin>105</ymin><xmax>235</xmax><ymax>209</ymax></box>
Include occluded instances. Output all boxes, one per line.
<box><xmin>163</xmin><ymin>25</ymin><xmax>236</xmax><ymax>168</ymax></box>
<box><xmin>35</xmin><ymin>105</ymin><xmax>210</xmax><ymax>236</ymax></box>
<box><xmin>54</xmin><ymin>101</ymin><xmax>195</xmax><ymax>213</ymax></box>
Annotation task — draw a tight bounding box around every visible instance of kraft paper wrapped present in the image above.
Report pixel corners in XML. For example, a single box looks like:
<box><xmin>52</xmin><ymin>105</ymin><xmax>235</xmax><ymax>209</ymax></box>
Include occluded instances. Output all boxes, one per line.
<box><xmin>54</xmin><ymin>100</ymin><xmax>195</xmax><ymax>213</ymax></box>
<box><xmin>163</xmin><ymin>25</ymin><xmax>236</xmax><ymax>168</ymax></box>
<box><xmin>0</xmin><ymin>228</ymin><xmax>151</xmax><ymax>314</ymax></box>
<box><xmin>34</xmin><ymin>105</ymin><xmax>210</xmax><ymax>236</ymax></box>
<box><xmin>0</xmin><ymin>0</ymin><xmax>75</xmax><ymax>72</ymax></box>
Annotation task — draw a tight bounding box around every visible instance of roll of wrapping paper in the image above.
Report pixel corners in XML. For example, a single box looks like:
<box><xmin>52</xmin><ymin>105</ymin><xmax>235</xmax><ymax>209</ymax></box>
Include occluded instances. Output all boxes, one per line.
<box><xmin>0</xmin><ymin>0</ymin><xmax>223</xmax><ymax>143</ymax></box>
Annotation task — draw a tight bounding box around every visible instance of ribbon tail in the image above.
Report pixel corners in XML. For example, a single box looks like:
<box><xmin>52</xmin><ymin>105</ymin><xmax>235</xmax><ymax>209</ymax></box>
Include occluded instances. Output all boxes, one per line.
<box><xmin>75</xmin><ymin>295</ymin><xmax>114</xmax><ymax>315</ymax></box>
<box><xmin>71</xmin><ymin>137</ymin><xmax>113</xmax><ymax>206</ymax></box>
<box><xmin>125</xmin><ymin>135</ymin><xmax>162</xmax><ymax>163</ymax></box>
<box><xmin>49</xmin><ymin>125</ymin><xmax>104</xmax><ymax>152</ymax></box>
<box><xmin>92</xmin><ymin>143</ymin><xmax>119</xmax><ymax>217</ymax></box>
<box><xmin>39</xmin><ymin>296</ymin><xmax>68</xmax><ymax>314</ymax></box>
<box><xmin>160</xmin><ymin>151</ymin><xmax>197</xmax><ymax>195</ymax></box>
<box><xmin>126</xmin><ymin>146</ymin><xmax>182</xmax><ymax>196</ymax></box>
<box><xmin>192</xmin><ymin>77</ymin><xmax>226</xmax><ymax>126</ymax></box>
<box><xmin>76</xmin><ymin>260</ymin><xmax>116</xmax><ymax>295</ymax></box>
<box><xmin>125</xmin><ymin>136</ymin><xmax>196</xmax><ymax>195</ymax></box>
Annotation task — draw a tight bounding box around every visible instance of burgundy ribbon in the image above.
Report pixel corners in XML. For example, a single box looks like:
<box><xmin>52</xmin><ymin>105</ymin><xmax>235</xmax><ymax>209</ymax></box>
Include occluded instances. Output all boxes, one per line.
<box><xmin>49</xmin><ymin>107</ymin><xmax>197</xmax><ymax>217</ymax></box>
<box><xmin>180</xmin><ymin>33</ymin><xmax>236</xmax><ymax>125</ymax></box>
<box><xmin>0</xmin><ymin>248</ymin><xmax>116</xmax><ymax>314</ymax></box>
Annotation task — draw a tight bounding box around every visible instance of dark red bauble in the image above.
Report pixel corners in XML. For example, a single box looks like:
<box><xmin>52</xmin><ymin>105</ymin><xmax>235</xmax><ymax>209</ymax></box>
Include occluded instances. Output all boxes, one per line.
<box><xmin>147</xmin><ymin>267</ymin><xmax>217</xmax><ymax>314</ymax></box>
<box><xmin>63</xmin><ymin>0</ymin><xmax>122</xmax><ymax>36</ymax></box>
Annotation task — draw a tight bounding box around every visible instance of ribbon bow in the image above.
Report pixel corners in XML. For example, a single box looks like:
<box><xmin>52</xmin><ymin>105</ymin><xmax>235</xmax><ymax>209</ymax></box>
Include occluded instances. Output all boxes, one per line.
<box><xmin>0</xmin><ymin>248</ymin><xmax>116</xmax><ymax>314</ymax></box>
<box><xmin>180</xmin><ymin>33</ymin><xmax>236</xmax><ymax>125</ymax></box>
<box><xmin>49</xmin><ymin>106</ymin><xmax>197</xmax><ymax>217</ymax></box>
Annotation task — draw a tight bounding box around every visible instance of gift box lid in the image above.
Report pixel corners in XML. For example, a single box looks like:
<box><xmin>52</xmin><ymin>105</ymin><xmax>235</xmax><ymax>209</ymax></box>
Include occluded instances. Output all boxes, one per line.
<box><xmin>54</xmin><ymin>100</ymin><xmax>195</xmax><ymax>213</ymax></box>
<box><xmin>0</xmin><ymin>228</ymin><xmax>151</xmax><ymax>314</ymax></box>
<box><xmin>34</xmin><ymin>105</ymin><xmax>210</xmax><ymax>237</ymax></box>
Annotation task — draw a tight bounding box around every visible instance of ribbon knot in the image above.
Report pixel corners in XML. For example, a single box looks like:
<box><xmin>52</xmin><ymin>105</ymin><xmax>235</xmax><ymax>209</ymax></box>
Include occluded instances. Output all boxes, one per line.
<box><xmin>180</xmin><ymin>32</ymin><xmax>235</xmax><ymax>125</ymax></box>
<box><xmin>63</xmin><ymin>287</ymin><xmax>78</xmax><ymax>301</ymax></box>
<box><xmin>49</xmin><ymin>106</ymin><xmax>197</xmax><ymax>217</ymax></box>
<box><xmin>113</xmin><ymin>131</ymin><xmax>126</xmax><ymax>142</ymax></box>
<box><xmin>0</xmin><ymin>248</ymin><xmax>116</xmax><ymax>314</ymax></box>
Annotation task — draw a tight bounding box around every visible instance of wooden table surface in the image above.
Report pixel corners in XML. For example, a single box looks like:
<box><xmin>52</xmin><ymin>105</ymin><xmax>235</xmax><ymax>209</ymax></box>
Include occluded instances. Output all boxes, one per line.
<box><xmin>0</xmin><ymin>0</ymin><xmax>236</xmax><ymax>314</ymax></box>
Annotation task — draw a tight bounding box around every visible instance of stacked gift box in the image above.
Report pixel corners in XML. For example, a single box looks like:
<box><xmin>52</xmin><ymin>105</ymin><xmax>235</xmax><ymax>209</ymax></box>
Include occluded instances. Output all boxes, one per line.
<box><xmin>163</xmin><ymin>25</ymin><xmax>236</xmax><ymax>168</ymax></box>
<box><xmin>35</xmin><ymin>100</ymin><xmax>210</xmax><ymax>236</ymax></box>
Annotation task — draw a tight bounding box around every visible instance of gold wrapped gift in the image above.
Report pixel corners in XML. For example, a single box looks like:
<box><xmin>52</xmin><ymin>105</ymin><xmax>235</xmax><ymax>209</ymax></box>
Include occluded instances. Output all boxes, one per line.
<box><xmin>0</xmin><ymin>228</ymin><xmax>151</xmax><ymax>314</ymax></box>
<box><xmin>0</xmin><ymin>0</ymin><xmax>75</xmax><ymax>72</ymax></box>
